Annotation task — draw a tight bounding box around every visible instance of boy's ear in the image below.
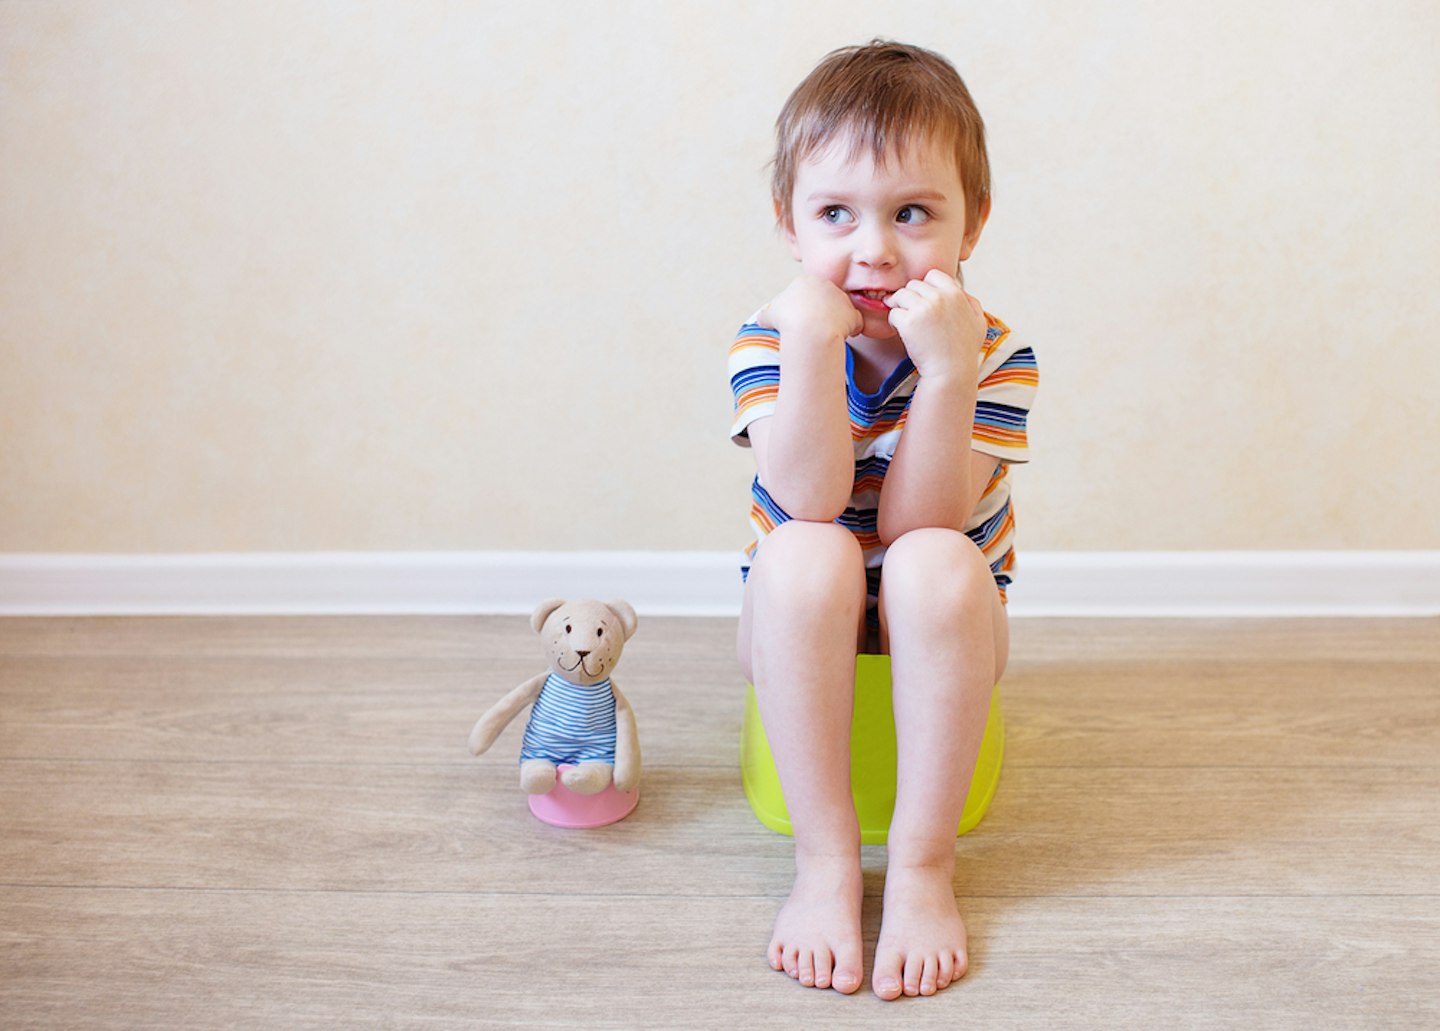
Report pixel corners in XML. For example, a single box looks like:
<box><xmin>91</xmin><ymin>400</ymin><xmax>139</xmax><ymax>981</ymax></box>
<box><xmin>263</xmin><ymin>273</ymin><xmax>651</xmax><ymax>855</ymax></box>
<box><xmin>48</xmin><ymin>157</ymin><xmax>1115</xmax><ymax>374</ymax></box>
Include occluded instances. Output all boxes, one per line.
<box><xmin>774</xmin><ymin>198</ymin><xmax>801</xmax><ymax>261</ymax></box>
<box><xmin>958</xmin><ymin>195</ymin><xmax>992</xmax><ymax>263</ymax></box>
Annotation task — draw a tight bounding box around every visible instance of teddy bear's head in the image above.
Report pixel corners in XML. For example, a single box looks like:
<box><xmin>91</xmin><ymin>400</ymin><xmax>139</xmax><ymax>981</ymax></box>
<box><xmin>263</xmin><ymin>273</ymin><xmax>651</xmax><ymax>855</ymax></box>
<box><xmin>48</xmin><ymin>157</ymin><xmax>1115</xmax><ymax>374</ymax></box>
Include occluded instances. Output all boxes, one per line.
<box><xmin>531</xmin><ymin>598</ymin><xmax>638</xmax><ymax>686</ymax></box>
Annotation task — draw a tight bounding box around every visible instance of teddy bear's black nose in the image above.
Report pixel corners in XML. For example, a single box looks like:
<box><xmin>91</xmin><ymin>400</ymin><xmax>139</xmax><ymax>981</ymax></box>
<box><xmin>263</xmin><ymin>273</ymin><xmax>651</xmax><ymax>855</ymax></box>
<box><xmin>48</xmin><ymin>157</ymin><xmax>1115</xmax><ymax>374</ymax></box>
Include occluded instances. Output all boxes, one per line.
<box><xmin>576</xmin><ymin>649</ymin><xmax>591</xmax><ymax>659</ymax></box>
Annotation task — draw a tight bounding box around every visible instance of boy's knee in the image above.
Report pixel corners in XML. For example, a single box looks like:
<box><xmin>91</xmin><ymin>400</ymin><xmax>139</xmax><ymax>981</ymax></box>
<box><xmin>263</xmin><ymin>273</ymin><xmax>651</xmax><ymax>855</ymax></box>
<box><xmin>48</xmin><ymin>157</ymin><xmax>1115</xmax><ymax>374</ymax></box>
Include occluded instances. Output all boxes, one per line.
<box><xmin>762</xmin><ymin>520</ymin><xmax>863</xmax><ymax>568</ymax></box>
<box><xmin>882</xmin><ymin>528</ymin><xmax>993</xmax><ymax>609</ymax></box>
<box><xmin>753</xmin><ymin>521</ymin><xmax>865</xmax><ymax>599</ymax></box>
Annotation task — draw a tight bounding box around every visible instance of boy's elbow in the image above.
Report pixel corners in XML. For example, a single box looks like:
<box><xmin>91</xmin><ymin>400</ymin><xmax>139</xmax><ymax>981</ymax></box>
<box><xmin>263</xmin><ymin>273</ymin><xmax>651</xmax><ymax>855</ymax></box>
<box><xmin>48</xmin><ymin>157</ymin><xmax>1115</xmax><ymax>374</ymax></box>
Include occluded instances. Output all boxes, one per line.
<box><xmin>771</xmin><ymin>472</ymin><xmax>846</xmax><ymax>527</ymax></box>
<box><xmin>790</xmin><ymin>505</ymin><xmax>849</xmax><ymax>525</ymax></box>
<box><xmin>781</xmin><ymin>497</ymin><xmax>849</xmax><ymax>524</ymax></box>
<box><xmin>876</xmin><ymin>499</ymin><xmax>909</xmax><ymax>547</ymax></box>
<box><xmin>876</xmin><ymin>505</ymin><xmax>965</xmax><ymax>548</ymax></box>
<box><xmin>773</xmin><ymin>484</ymin><xmax>850</xmax><ymax>525</ymax></box>
<box><xmin>876</xmin><ymin>511</ymin><xmax>904</xmax><ymax>549</ymax></box>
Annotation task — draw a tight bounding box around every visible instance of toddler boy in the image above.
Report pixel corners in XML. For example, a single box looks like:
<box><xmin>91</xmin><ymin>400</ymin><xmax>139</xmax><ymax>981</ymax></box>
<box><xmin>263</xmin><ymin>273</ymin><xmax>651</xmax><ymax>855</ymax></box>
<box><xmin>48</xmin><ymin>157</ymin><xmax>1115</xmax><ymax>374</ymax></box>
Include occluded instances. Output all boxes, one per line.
<box><xmin>729</xmin><ymin>39</ymin><xmax>1038</xmax><ymax>999</ymax></box>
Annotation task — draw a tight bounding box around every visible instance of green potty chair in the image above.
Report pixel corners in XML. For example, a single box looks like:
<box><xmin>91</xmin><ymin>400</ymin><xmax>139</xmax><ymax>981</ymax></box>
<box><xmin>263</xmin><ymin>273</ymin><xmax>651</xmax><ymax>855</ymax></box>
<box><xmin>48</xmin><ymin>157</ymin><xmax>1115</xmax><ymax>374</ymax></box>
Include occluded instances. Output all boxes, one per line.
<box><xmin>741</xmin><ymin>654</ymin><xmax>1004</xmax><ymax>844</ymax></box>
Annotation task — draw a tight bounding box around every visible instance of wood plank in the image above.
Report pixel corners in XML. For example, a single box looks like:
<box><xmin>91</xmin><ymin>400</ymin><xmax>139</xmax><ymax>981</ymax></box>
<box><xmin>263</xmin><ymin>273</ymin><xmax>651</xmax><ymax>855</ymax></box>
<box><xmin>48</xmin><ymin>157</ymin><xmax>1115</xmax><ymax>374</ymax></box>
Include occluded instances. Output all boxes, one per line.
<box><xmin>1</xmin><ymin>888</ymin><xmax>1434</xmax><ymax>1030</ymax></box>
<box><xmin>0</xmin><ymin>652</ymin><xmax>745</xmax><ymax>768</ymax></box>
<box><xmin>3</xmin><ymin>624</ymin><xmax>1436</xmax><ymax>769</ymax></box>
<box><xmin>4</xmin><ymin>615</ymin><xmax>1438</xmax><ymax>662</ymax></box>
<box><xmin>0</xmin><ymin>616</ymin><xmax>748</xmax><ymax>766</ymax></box>
<box><xmin>2</xmin><ymin>761</ymin><xmax>1435</xmax><ymax>897</ymax></box>
<box><xmin>0</xmin><ymin>614</ymin><xmax>736</xmax><ymax>661</ymax></box>
<box><xmin>1002</xmin><ymin>661</ymin><xmax>1440</xmax><ymax>767</ymax></box>
<box><xmin>0</xmin><ymin>656</ymin><xmax>1431</xmax><ymax>767</ymax></box>
<box><xmin>1009</xmin><ymin>616</ymin><xmax>1440</xmax><ymax>664</ymax></box>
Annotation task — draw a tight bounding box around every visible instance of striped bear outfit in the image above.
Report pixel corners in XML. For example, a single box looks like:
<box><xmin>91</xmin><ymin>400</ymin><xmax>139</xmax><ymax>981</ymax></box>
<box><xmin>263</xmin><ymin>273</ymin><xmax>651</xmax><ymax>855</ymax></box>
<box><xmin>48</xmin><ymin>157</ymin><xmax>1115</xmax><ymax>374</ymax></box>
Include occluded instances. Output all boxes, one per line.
<box><xmin>520</xmin><ymin>673</ymin><xmax>618</xmax><ymax>767</ymax></box>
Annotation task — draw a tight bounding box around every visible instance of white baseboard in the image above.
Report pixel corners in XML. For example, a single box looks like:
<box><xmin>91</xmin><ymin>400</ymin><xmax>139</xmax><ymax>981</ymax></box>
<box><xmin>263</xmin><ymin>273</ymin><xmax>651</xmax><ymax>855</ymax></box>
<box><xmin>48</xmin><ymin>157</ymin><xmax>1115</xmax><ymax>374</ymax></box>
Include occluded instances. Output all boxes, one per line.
<box><xmin>0</xmin><ymin>552</ymin><xmax>743</xmax><ymax>617</ymax></box>
<box><xmin>1012</xmin><ymin>551</ymin><xmax>1440</xmax><ymax>617</ymax></box>
<box><xmin>0</xmin><ymin>551</ymin><xmax>1437</xmax><ymax>617</ymax></box>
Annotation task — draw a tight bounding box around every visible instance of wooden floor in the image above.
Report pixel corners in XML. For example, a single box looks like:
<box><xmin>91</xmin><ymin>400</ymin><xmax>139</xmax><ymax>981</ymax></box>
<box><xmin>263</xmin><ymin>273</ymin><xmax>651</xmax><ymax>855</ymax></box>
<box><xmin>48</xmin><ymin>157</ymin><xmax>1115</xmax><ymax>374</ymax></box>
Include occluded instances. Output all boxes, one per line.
<box><xmin>1</xmin><ymin>616</ymin><xmax>1437</xmax><ymax>1029</ymax></box>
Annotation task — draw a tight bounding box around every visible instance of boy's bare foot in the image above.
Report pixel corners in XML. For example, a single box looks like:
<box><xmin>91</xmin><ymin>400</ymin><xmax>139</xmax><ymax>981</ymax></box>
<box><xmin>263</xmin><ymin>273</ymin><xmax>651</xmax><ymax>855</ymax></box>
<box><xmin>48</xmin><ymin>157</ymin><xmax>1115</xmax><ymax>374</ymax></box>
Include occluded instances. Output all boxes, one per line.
<box><xmin>768</xmin><ymin>855</ymin><xmax>865</xmax><ymax>994</ymax></box>
<box><xmin>872</xmin><ymin>861</ymin><xmax>968</xmax><ymax>999</ymax></box>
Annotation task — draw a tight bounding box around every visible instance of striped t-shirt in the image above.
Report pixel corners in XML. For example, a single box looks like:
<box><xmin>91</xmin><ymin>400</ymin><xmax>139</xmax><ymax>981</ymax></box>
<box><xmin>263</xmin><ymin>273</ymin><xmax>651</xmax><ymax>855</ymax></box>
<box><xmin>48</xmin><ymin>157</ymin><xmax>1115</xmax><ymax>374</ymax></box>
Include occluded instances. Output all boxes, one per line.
<box><xmin>520</xmin><ymin>673</ymin><xmax>618</xmax><ymax>766</ymax></box>
<box><xmin>728</xmin><ymin>312</ymin><xmax>1039</xmax><ymax>607</ymax></box>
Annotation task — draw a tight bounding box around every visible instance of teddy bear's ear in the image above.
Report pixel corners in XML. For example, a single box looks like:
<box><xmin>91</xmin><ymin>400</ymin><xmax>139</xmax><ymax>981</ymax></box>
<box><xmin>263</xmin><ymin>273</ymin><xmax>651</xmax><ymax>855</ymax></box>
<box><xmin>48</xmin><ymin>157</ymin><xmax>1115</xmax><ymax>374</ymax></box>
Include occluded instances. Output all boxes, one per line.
<box><xmin>530</xmin><ymin>598</ymin><xmax>566</xmax><ymax>635</ymax></box>
<box><xmin>604</xmin><ymin>599</ymin><xmax>638</xmax><ymax>641</ymax></box>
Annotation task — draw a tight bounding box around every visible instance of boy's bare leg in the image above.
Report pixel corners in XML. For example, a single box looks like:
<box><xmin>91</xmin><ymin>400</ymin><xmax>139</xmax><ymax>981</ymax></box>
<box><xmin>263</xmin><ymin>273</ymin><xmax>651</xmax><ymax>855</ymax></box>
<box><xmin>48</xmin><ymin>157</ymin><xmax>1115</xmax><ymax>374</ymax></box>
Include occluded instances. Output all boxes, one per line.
<box><xmin>738</xmin><ymin>520</ymin><xmax>867</xmax><ymax>994</ymax></box>
<box><xmin>871</xmin><ymin>528</ymin><xmax>1008</xmax><ymax>1000</ymax></box>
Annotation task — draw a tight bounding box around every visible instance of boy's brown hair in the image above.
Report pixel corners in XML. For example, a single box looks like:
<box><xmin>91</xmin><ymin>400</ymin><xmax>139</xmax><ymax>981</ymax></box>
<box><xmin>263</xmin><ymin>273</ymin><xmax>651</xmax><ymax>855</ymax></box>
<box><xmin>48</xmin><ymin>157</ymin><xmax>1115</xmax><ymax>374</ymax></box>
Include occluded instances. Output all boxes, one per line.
<box><xmin>771</xmin><ymin>39</ymin><xmax>990</xmax><ymax>235</ymax></box>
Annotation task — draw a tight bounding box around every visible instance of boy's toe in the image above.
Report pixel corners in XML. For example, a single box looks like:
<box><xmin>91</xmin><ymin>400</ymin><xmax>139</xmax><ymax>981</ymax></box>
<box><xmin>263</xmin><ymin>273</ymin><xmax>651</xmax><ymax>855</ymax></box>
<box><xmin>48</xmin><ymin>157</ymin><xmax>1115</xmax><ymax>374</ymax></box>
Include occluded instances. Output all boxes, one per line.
<box><xmin>798</xmin><ymin>948</ymin><xmax>815</xmax><ymax>986</ymax></box>
<box><xmin>903</xmin><ymin>952</ymin><xmax>924</xmax><ymax>996</ymax></box>
<box><xmin>872</xmin><ymin>949</ymin><xmax>904</xmax><ymax>1000</ymax></box>
<box><xmin>919</xmin><ymin>955</ymin><xmax>938</xmax><ymax>996</ymax></box>
<box><xmin>832</xmin><ymin>943</ymin><xmax>863</xmax><ymax>995</ymax></box>
<box><xmin>813</xmin><ymin>947</ymin><xmax>833</xmax><ymax>989</ymax></box>
<box><xmin>937</xmin><ymin>950</ymin><xmax>955</xmax><ymax>989</ymax></box>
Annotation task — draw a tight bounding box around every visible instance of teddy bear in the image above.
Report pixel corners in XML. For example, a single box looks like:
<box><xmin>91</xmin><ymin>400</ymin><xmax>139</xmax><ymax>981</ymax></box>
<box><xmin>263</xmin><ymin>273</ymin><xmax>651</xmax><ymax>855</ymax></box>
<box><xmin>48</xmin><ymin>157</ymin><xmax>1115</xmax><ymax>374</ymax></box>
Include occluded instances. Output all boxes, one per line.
<box><xmin>467</xmin><ymin>598</ymin><xmax>641</xmax><ymax>797</ymax></box>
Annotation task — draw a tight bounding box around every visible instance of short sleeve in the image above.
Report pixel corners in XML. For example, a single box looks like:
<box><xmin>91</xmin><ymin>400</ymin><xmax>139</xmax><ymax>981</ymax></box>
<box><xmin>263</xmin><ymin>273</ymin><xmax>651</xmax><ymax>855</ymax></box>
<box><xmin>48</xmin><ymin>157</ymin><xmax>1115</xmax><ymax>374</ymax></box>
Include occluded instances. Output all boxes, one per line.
<box><xmin>971</xmin><ymin>316</ymin><xmax>1039</xmax><ymax>463</ymax></box>
<box><xmin>728</xmin><ymin>321</ymin><xmax>781</xmax><ymax>447</ymax></box>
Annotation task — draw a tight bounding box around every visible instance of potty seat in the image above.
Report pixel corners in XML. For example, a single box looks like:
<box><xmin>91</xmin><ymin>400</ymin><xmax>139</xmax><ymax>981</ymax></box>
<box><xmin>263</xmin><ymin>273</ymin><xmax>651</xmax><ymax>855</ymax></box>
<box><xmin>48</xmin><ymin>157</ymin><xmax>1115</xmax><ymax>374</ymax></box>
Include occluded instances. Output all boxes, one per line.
<box><xmin>528</xmin><ymin>765</ymin><xmax>639</xmax><ymax>828</ymax></box>
<box><xmin>740</xmin><ymin>654</ymin><xmax>1004</xmax><ymax>844</ymax></box>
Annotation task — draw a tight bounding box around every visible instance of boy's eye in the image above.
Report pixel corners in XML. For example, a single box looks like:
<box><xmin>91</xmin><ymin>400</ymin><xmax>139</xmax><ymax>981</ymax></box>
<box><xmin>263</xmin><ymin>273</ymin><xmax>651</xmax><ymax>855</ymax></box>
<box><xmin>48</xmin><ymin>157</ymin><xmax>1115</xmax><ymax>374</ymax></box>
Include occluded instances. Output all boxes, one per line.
<box><xmin>821</xmin><ymin>206</ymin><xmax>853</xmax><ymax>225</ymax></box>
<box><xmin>896</xmin><ymin>205</ymin><xmax>931</xmax><ymax>225</ymax></box>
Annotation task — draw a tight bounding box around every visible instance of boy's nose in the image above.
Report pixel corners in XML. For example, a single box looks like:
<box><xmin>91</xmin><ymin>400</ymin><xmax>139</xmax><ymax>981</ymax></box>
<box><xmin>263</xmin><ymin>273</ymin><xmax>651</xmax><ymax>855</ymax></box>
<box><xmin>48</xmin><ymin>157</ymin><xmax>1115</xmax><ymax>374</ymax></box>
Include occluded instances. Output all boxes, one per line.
<box><xmin>854</xmin><ymin>226</ymin><xmax>897</xmax><ymax>267</ymax></box>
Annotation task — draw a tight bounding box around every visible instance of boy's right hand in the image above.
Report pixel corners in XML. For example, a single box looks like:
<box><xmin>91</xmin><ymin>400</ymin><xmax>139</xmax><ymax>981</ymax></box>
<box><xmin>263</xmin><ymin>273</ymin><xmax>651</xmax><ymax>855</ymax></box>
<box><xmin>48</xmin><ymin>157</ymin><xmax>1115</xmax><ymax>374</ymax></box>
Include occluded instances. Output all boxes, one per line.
<box><xmin>756</xmin><ymin>275</ymin><xmax>863</xmax><ymax>345</ymax></box>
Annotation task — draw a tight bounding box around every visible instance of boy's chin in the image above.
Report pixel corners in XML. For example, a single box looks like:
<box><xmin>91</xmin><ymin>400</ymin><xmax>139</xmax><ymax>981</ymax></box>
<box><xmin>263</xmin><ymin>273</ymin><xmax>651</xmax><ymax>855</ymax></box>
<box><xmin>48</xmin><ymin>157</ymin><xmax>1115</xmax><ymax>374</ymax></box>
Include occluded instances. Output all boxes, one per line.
<box><xmin>856</xmin><ymin>310</ymin><xmax>900</xmax><ymax>341</ymax></box>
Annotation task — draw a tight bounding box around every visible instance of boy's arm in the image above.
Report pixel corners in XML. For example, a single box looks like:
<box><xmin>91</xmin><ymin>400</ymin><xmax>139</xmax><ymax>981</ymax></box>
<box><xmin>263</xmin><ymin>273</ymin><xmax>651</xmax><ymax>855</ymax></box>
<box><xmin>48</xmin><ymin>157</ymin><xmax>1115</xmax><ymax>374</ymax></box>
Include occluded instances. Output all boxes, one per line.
<box><xmin>750</xmin><ymin>276</ymin><xmax>862</xmax><ymax>522</ymax></box>
<box><xmin>878</xmin><ymin>378</ymin><xmax>999</xmax><ymax>543</ymax></box>
<box><xmin>877</xmin><ymin>270</ymin><xmax>994</xmax><ymax>543</ymax></box>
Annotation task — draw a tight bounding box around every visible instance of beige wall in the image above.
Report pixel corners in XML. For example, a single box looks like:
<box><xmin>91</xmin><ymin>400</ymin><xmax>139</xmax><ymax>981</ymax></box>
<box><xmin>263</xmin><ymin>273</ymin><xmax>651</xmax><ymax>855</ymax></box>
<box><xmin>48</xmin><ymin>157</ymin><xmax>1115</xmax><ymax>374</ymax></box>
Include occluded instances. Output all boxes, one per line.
<box><xmin>3</xmin><ymin>1</ymin><xmax>1437</xmax><ymax>554</ymax></box>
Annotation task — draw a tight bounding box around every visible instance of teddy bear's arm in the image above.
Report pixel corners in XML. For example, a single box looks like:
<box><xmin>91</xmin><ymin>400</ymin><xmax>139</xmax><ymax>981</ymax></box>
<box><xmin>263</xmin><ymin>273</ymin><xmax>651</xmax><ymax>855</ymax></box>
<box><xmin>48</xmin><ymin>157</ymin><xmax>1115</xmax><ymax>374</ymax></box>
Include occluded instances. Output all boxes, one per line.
<box><xmin>610</xmin><ymin>682</ymin><xmax>642</xmax><ymax>792</ymax></box>
<box><xmin>468</xmin><ymin>672</ymin><xmax>548</xmax><ymax>756</ymax></box>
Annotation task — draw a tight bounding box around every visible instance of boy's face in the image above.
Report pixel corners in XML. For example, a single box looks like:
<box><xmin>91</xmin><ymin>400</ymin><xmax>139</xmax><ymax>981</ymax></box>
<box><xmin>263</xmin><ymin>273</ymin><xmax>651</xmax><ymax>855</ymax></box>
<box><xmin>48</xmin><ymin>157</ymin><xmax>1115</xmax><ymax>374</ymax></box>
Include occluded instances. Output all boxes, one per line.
<box><xmin>781</xmin><ymin>134</ymin><xmax>987</xmax><ymax>343</ymax></box>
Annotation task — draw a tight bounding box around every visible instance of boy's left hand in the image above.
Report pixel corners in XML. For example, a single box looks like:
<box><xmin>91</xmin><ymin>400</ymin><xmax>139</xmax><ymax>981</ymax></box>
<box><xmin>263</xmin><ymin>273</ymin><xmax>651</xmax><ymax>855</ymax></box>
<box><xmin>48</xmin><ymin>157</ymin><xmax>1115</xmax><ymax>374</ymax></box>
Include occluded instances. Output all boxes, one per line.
<box><xmin>885</xmin><ymin>269</ymin><xmax>988</xmax><ymax>380</ymax></box>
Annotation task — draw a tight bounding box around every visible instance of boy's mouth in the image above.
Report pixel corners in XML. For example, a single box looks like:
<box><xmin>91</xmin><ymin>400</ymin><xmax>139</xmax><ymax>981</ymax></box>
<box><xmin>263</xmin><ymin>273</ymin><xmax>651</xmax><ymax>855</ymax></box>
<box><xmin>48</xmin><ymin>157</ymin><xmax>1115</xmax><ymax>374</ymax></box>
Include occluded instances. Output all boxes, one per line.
<box><xmin>849</xmin><ymin>289</ymin><xmax>893</xmax><ymax>312</ymax></box>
